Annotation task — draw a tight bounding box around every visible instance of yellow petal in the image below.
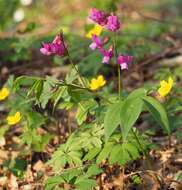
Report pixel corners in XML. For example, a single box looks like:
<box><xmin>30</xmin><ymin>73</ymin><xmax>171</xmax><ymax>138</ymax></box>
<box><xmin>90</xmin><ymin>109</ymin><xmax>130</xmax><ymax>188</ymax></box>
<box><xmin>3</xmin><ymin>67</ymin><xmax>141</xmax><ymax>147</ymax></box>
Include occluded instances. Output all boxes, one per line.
<box><xmin>160</xmin><ymin>80</ymin><xmax>168</xmax><ymax>87</ymax></box>
<box><xmin>158</xmin><ymin>87</ymin><xmax>167</xmax><ymax>97</ymax></box>
<box><xmin>7</xmin><ymin>112</ymin><xmax>21</xmax><ymax>125</ymax></box>
<box><xmin>90</xmin><ymin>83</ymin><xmax>99</xmax><ymax>90</ymax></box>
<box><xmin>86</xmin><ymin>30</ymin><xmax>93</xmax><ymax>38</ymax></box>
<box><xmin>0</xmin><ymin>88</ymin><xmax>9</xmax><ymax>101</ymax></box>
<box><xmin>94</xmin><ymin>25</ymin><xmax>103</xmax><ymax>36</ymax></box>
<box><xmin>158</xmin><ymin>77</ymin><xmax>174</xmax><ymax>97</ymax></box>
<box><xmin>86</xmin><ymin>25</ymin><xmax>103</xmax><ymax>38</ymax></box>
<box><xmin>90</xmin><ymin>75</ymin><xmax>106</xmax><ymax>90</ymax></box>
<box><xmin>97</xmin><ymin>75</ymin><xmax>106</xmax><ymax>87</ymax></box>
<box><xmin>90</xmin><ymin>79</ymin><xmax>99</xmax><ymax>90</ymax></box>
<box><xmin>158</xmin><ymin>84</ymin><xmax>170</xmax><ymax>97</ymax></box>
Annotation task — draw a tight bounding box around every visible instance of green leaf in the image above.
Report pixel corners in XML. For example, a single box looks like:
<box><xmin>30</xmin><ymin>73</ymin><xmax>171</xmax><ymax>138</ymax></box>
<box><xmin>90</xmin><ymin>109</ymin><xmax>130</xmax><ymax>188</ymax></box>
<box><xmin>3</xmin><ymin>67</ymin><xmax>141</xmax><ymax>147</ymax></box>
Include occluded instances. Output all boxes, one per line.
<box><xmin>58</xmin><ymin>101</ymin><xmax>74</xmax><ymax>110</ymax></box>
<box><xmin>83</xmin><ymin>148</ymin><xmax>101</xmax><ymax>161</ymax></box>
<box><xmin>109</xmin><ymin>144</ymin><xmax>123</xmax><ymax>164</ymax></box>
<box><xmin>76</xmin><ymin>104</ymin><xmax>88</xmax><ymax>125</ymax></box>
<box><xmin>5</xmin><ymin>75</ymin><xmax>14</xmax><ymax>90</ymax></box>
<box><xmin>39</xmin><ymin>80</ymin><xmax>54</xmax><ymax>109</ymax></box>
<box><xmin>75</xmin><ymin>178</ymin><xmax>96</xmax><ymax>190</ymax></box>
<box><xmin>3</xmin><ymin>158</ymin><xmax>27</xmax><ymax>178</ymax></box>
<box><xmin>65</xmin><ymin>67</ymin><xmax>78</xmax><ymax>84</ymax></box>
<box><xmin>76</xmin><ymin>100</ymin><xmax>98</xmax><ymax>125</ymax></box>
<box><xmin>35</xmin><ymin>80</ymin><xmax>44</xmax><ymax>100</ymax></box>
<box><xmin>14</xmin><ymin>76</ymin><xmax>35</xmax><ymax>91</ymax></box>
<box><xmin>61</xmin><ymin>168</ymin><xmax>82</xmax><ymax>182</ymax></box>
<box><xmin>127</xmin><ymin>88</ymin><xmax>147</xmax><ymax>100</ymax></box>
<box><xmin>45</xmin><ymin>176</ymin><xmax>65</xmax><ymax>190</ymax></box>
<box><xmin>120</xmin><ymin>98</ymin><xmax>143</xmax><ymax>141</ymax></box>
<box><xmin>96</xmin><ymin>142</ymin><xmax>113</xmax><ymax>163</ymax></box>
<box><xmin>26</xmin><ymin>111</ymin><xmax>45</xmax><ymax>128</ymax></box>
<box><xmin>132</xmin><ymin>175</ymin><xmax>142</xmax><ymax>185</ymax></box>
<box><xmin>104</xmin><ymin>101</ymin><xmax>123</xmax><ymax>140</ymax></box>
<box><xmin>53</xmin><ymin>86</ymin><xmax>69</xmax><ymax>109</ymax></box>
<box><xmin>68</xmin><ymin>87</ymin><xmax>92</xmax><ymax>103</ymax></box>
<box><xmin>176</xmin><ymin>171</ymin><xmax>182</xmax><ymax>181</ymax></box>
<box><xmin>109</xmin><ymin>142</ymin><xmax>140</xmax><ymax>166</ymax></box>
<box><xmin>86</xmin><ymin>164</ymin><xmax>102</xmax><ymax>177</ymax></box>
<box><xmin>142</xmin><ymin>96</ymin><xmax>170</xmax><ymax>134</ymax></box>
<box><xmin>32</xmin><ymin>133</ymin><xmax>52</xmax><ymax>152</ymax></box>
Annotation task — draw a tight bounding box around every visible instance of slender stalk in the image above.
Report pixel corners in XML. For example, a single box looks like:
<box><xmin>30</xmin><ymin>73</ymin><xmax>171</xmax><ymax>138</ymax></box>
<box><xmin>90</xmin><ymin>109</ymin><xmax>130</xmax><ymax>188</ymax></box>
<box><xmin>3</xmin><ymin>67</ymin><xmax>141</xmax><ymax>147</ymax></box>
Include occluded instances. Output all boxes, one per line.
<box><xmin>113</xmin><ymin>32</ymin><xmax>121</xmax><ymax>99</ymax></box>
<box><xmin>16</xmin><ymin>75</ymin><xmax>112</xmax><ymax>105</ymax></box>
<box><xmin>118</xmin><ymin>64</ymin><xmax>121</xmax><ymax>99</ymax></box>
<box><xmin>60</xmin><ymin>31</ymin><xmax>86</xmax><ymax>88</ymax></box>
<box><xmin>131</xmin><ymin>129</ymin><xmax>152</xmax><ymax>170</ymax></box>
<box><xmin>67</xmin><ymin>51</ymin><xmax>86</xmax><ymax>88</ymax></box>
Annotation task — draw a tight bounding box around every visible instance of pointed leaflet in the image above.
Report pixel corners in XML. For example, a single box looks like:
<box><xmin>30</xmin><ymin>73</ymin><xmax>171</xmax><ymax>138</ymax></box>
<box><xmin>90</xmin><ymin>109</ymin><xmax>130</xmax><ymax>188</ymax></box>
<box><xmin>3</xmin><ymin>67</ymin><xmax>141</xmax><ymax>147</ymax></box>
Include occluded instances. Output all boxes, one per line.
<box><xmin>120</xmin><ymin>98</ymin><xmax>143</xmax><ymax>141</ymax></box>
<box><xmin>142</xmin><ymin>96</ymin><xmax>170</xmax><ymax>134</ymax></box>
<box><xmin>127</xmin><ymin>88</ymin><xmax>147</xmax><ymax>100</ymax></box>
<box><xmin>104</xmin><ymin>101</ymin><xmax>123</xmax><ymax>140</ymax></box>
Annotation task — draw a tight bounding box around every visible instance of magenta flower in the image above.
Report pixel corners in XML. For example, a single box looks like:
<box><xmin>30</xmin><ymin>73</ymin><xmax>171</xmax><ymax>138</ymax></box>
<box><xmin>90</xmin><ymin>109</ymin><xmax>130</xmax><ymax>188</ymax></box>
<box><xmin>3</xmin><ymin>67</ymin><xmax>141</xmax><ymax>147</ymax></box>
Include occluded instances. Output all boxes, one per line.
<box><xmin>40</xmin><ymin>43</ymin><xmax>53</xmax><ymax>56</ymax></box>
<box><xmin>100</xmin><ymin>46</ymin><xmax>114</xmax><ymax>64</ymax></box>
<box><xmin>40</xmin><ymin>34</ymin><xmax>67</xmax><ymax>56</ymax></box>
<box><xmin>106</xmin><ymin>15</ymin><xmax>120</xmax><ymax>32</ymax></box>
<box><xmin>117</xmin><ymin>54</ymin><xmax>133</xmax><ymax>70</ymax></box>
<box><xmin>89</xmin><ymin>8</ymin><xmax>107</xmax><ymax>26</ymax></box>
<box><xmin>52</xmin><ymin>34</ymin><xmax>62</xmax><ymax>44</ymax></box>
<box><xmin>89</xmin><ymin>34</ymin><xmax>103</xmax><ymax>50</ymax></box>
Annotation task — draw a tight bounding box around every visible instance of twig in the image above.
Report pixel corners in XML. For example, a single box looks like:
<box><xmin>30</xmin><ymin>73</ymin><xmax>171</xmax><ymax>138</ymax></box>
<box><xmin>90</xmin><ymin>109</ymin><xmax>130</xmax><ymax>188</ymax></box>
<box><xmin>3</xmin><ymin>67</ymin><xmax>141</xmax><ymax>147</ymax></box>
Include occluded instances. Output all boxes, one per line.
<box><xmin>125</xmin><ymin>170</ymin><xmax>182</xmax><ymax>186</ymax></box>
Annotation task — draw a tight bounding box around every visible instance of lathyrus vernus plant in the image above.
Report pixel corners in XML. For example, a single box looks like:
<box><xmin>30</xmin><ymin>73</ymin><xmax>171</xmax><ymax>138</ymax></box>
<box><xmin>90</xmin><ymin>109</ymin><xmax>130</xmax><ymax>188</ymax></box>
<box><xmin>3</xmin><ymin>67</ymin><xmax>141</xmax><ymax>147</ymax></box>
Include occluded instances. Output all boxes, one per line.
<box><xmin>0</xmin><ymin>7</ymin><xmax>180</xmax><ymax>190</ymax></box>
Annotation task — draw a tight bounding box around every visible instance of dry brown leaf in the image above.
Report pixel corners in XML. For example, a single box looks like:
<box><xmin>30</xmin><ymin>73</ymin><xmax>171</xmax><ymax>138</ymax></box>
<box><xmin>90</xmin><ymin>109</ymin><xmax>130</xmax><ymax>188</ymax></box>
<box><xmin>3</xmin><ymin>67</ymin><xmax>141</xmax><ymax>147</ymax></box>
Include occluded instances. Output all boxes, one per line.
<box><xmin>8</xmin><ymin>174</ymin><xmax>18</xmax><ymax>190</ymax></box>
<box><xmin>0</xmin><ymin>137</ymin><xmax>6</xmax><ymax>147</ymax></box>
<box><xmin>25</xmin><ymin>165</ymin><xmax>34</xmax><ymax>183</ymax></box>
<box><xmin>0</xmin><ymin>149</ymin><xmax>8</xmax><ymax>165</ymax></box>
<box><xmin>33</xmin><ymin>160</ymin><xmax>45</xmax><ymax>172</ymax></box>
<box><xmin>0</xmin><ymin>176</ymin><xmax>8</xmax><ymax>187</ymax></box>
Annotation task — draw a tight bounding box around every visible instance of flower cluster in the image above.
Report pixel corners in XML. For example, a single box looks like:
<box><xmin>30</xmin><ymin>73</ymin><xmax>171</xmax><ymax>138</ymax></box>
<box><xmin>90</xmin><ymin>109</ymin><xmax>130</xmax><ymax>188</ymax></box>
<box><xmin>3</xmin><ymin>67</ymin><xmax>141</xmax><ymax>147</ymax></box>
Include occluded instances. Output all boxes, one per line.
<box><xmin>89</xmin><ymin>8</ymin><xmax>120</xmax><ymax>31</ymax></box>
<box><xmin>117</xmin><ymin>55</ymin><xmax>133</xmax><ymax>70</ymax></box>
<box><xmin>40</xmin><ymin>34</ymin><xmax>67</xmax><ymax>56</ymax></box>
<box><xmin>88</xmin><ymin>8</ymin><xmax>133</xmax><ymax>69</ymax></box>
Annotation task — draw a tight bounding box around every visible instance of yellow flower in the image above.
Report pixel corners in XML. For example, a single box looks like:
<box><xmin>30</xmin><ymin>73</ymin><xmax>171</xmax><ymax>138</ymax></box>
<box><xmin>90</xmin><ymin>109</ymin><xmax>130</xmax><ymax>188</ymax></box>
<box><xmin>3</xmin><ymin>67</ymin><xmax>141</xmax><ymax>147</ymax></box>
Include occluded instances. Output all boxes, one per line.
<box><xmin>86</xmin><ymin>24</ymin><xmax>103</xmax><ymax>38</ymax></box>
<box><xmin>158</xmin><ymin>77</ymin><xmax>174</xmax><ymax>97</ymax></box>
<box><xmin>7</xmin><ymin>112</ymin><xmax>21</xmax><ymax>125</ymax></box>
<box><xmin>90</xmin><ymin>75</ymin><xmax>106</xmax><ymax>90</ymax></box>
<box><xmin>0</xmin><ymin>88</ymin><xmax>9</xmax><ymax>101</ymax></box>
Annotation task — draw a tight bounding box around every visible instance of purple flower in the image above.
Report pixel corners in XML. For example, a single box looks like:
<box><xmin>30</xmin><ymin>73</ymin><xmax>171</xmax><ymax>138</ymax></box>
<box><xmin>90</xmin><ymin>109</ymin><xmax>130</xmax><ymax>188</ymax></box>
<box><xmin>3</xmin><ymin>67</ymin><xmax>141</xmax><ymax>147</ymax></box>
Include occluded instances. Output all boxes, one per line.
<box><xmin>89</xmin><ymin>8</ymin><xmax>107</xmax><ymax>26</ymax></box>
<box><xmin>40</xmin><ymin>43</ymin><xmax>53</xmax><ymax>56</ymax></box>
<box><xmin>106</xmin><ymin>15</ymin><xmax>120</xmax><ymax>32</ymax></box>
<box><xmin>89</xmin><ymin>34</ymin><xmax>103</xmax><ymax>50</ymax></box>
<box><xmin>117</xmin><ymin>54</ymin><xmax>133</xmax><ymax>70</ymax></box>
<box><xmin>100</xmin><ymin>46</ymin><xmax>114</xmax><ymax>64</ymax></box>
<box><xmin>40</xmin><ymin>34</ymin><xmax>67</xmax><ymax>56</ymax></box>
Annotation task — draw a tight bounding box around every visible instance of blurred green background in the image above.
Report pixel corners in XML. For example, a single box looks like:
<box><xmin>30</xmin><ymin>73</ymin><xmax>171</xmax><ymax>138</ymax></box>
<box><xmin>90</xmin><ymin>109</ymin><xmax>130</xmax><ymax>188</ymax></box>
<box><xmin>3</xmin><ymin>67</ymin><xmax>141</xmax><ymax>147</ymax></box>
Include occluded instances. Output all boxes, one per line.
<box><xmin>0</xmin><ymin>0</ymin><xmax>182</xmax><ymax>84</ymax></box>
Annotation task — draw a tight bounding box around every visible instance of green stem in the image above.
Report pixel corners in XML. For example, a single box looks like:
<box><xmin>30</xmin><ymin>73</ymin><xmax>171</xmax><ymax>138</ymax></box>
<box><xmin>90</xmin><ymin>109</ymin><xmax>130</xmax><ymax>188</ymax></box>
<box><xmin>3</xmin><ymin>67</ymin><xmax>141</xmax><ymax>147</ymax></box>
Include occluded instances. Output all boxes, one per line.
<box><xmin>16</xmin><ymin>75</ymin><xmax>112</xmax><ymax>104</ymax></box>
<box><xmin>60</xmin><ymin>31</ymin><xmax>86</xmax><ymax>88</ymax></box>
<box><xmin>118</xmin><ymin>64</ymin><xmax>121</xmax><ymax>99</ymax></box>
<box><xmin>67</xmin><ymin>52</ymin><xmax>86</xmax><ymax>88</ymax></box>
<box><xmin>131</xmin><ymin>129</ymin><xmax>152</xmax><ymax>170</ymax></box>
<box><xmin>113</xmin><ymin>32</ymin><xmax>121</xmax><ymax>100</ymax></box>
